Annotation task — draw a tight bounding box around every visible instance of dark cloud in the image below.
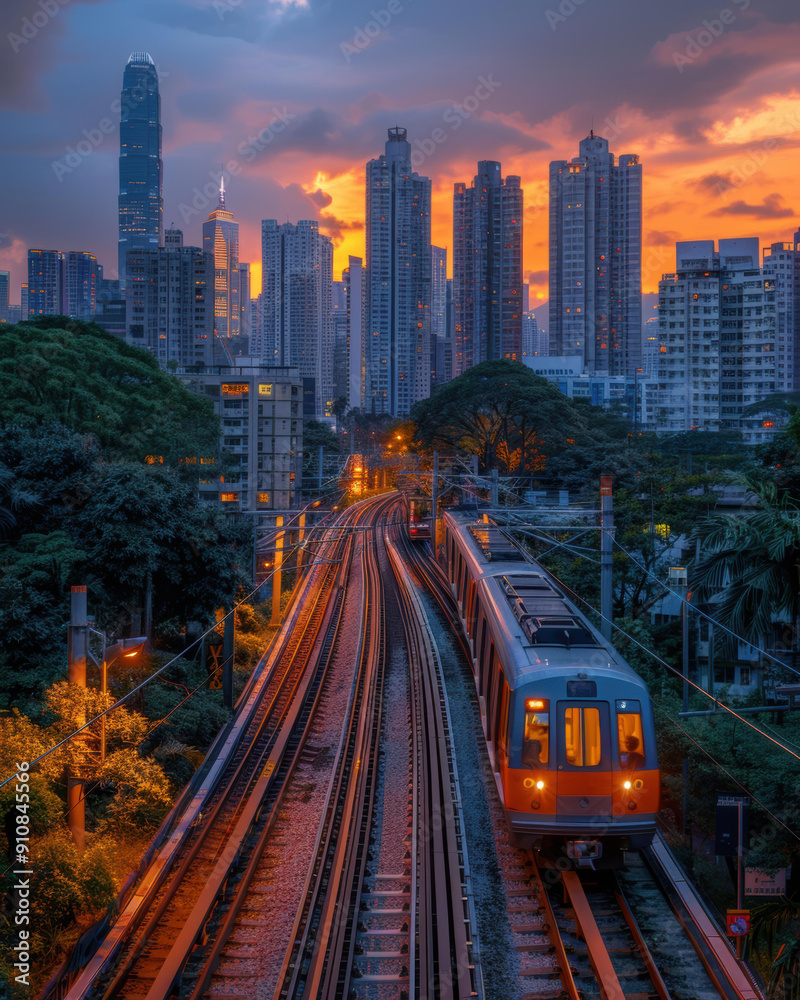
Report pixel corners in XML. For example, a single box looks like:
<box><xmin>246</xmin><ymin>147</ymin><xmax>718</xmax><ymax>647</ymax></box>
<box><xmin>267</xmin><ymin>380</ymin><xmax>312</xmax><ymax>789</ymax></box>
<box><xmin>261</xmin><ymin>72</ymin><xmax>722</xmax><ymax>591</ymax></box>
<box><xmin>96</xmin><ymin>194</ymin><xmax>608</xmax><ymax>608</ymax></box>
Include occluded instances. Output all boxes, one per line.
<box><xmin>692</xmin><ymin>172</ymin><xmax>734</xmax><ymax>195</ymax></box>
<box><xmin>710</xmin><ymin>194</ymin><xmax>795</xmax><ymax>219</ymax></box>
<box><xmin>646</xmin><ymin>229</ymin><xmax>681</xmax><ymax>246</ymax></box>
<box><xmin>525</xmin><ymin>269</ymin><xmax>547</xmax><ymax>285</ymax></box>
<box><xmin>307</xmin><ymin>188</ymin><xmax>333</xmax><ymax>208</ymax></box>
<box><xmin>0</xmin><ymin>232</ymin><xmax>12</xmax><ymax>250</ymax></box>
<box><xmin>319</xmin><ymin>213</ymin><xmax>364</xmax><ymax>244</ymax></box>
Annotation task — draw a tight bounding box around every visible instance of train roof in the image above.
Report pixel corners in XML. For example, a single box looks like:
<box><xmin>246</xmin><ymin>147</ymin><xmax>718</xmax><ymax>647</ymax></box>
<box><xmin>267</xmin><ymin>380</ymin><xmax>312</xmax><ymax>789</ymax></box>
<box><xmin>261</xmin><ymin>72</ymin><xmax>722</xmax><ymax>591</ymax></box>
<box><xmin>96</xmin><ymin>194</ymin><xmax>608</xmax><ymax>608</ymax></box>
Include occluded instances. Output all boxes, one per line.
<box><xmin>443</xmin><ymin>508</ymin><xmax>649</xmax><ymax>693</ymax></box>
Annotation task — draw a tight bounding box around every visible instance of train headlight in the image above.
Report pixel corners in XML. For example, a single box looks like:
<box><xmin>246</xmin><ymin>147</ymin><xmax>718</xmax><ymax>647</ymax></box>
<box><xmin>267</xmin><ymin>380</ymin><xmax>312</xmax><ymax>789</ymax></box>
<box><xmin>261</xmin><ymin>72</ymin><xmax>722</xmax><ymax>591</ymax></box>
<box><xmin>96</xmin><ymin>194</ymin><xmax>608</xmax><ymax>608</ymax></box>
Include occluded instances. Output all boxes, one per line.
<box><xmin>623</xmin><ymin>780</ymin><xmax>631</xmax><ymax>790</ymax></box>
<box><xmin>536</xmin><ymin>780</ymin><xmax>545</xmax><ymax>790</ymax></box>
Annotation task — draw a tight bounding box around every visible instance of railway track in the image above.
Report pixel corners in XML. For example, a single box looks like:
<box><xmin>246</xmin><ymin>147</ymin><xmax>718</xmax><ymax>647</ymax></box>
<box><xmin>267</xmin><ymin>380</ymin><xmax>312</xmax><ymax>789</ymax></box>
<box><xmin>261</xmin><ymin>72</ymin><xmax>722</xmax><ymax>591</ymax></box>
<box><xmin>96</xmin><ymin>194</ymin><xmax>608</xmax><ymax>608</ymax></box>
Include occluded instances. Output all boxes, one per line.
<box><xmin>401</xmin><ymin>532</ymin><xmax>764</xmax><ymax>1000</ymax></box>
<box><xmin>62</xmin><ymin>498</ymin><xmax>389</xmax><ymax>1000</ymax></box>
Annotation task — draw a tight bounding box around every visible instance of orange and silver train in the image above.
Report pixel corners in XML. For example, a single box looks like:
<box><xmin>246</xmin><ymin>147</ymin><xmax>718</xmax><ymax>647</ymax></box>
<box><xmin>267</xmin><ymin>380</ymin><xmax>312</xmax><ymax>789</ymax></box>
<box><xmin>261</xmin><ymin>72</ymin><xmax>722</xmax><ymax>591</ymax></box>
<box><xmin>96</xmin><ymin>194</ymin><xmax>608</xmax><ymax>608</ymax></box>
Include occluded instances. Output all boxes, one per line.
<box><xmin>443</xmin><ymin>508</ymin><xmax>659</xmax><ymax>865</ymax></box>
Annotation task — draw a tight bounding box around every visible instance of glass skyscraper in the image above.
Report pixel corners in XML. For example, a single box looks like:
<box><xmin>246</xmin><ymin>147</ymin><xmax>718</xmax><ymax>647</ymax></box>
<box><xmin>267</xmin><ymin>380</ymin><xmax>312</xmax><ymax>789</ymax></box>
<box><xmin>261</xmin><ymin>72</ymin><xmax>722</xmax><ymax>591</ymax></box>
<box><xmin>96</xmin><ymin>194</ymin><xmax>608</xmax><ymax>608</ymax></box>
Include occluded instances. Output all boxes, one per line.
<box><xmin>118</xmin><ymin>52</ymin><xmax>162</xmax><ymax>292</ymax></box>
<box><xmin>202</xmin><ymin>180</ymin><xmax>240</xmax><ymax>339</ymax></box>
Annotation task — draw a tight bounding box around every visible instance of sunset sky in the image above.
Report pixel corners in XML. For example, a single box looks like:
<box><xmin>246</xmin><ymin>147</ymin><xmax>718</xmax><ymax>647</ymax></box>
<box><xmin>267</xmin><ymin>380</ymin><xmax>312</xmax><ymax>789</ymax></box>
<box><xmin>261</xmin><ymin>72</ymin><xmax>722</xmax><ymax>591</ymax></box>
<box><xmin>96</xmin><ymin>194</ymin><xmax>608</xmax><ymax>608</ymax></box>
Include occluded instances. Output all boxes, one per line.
<box><xmin>2</xmin><ymin>0</ymin><xmax>799</xmax><ymax>322</ymax></box>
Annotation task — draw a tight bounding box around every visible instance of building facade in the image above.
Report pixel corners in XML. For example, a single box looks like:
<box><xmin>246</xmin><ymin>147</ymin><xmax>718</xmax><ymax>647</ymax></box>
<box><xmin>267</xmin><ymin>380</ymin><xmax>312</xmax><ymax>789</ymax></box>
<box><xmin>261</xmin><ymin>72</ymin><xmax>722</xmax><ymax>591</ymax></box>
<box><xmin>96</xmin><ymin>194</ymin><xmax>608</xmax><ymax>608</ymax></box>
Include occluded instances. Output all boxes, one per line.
<box><xmin>522</xmin><ymin>311</ymin><xmax>548</xmax><ymax>357</ymax></box>
<box><xmin>178</xmin><ymin>361</ymin><xmax>303</xmax><ymax>511</ymax></box>
<box><xmin>118</xmin><ymin>52</ymin><xmax>163</xmax><ymax>292</ymax></box>
<box><xmin>125</xmin><ymin>245</ymin><xmax>214</xmax><ymax>367</ymax></box>
<box><xmin>344</xmin><ymin>255</ymin><xmax>365</xmax><ymax>412</ymax></box>
<box><xmin>203</xmin><ymin>180</ymin><xmax>240</xmax><ymax>340</ymax></box>
<box><xmin>365</xmin><ymin>127</ymin><xmax>432</xmax><ymax>416</ymax></box>
<box><xmin>453</xmin><ymin>161</ymin><xmax>523</xmax><ymax>375</ymax></box>
<box><xmin>64</xmin><ymin>251</ymin><xmax>98</xmax><ymax>321</ymax></box>
<box><xmin>549</xmin><ymin>133</ymin><xmax>642</xmax><ymax>374</ymax></box>
<box><xmin>260</xmin><ymin>220</ymin><xmax>333</xmax><ymax>419</ymax></box>
<box><xmin>654</xmin><ymin>238</ymin><xmax>784</xmax><ymax>441</ymax></box>
<box><xmin>0</xmin><ymin>271</ymin><xmax>9</xmax><ymax>323</ymax></box>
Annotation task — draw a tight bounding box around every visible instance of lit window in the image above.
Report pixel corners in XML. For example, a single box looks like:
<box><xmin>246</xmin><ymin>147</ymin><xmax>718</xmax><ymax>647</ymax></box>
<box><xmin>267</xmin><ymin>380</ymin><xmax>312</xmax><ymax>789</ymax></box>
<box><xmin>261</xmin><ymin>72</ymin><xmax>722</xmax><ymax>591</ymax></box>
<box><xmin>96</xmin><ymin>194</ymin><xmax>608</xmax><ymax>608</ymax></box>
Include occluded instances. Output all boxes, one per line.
<box><xmin>763</xmin><ymin>421</ymin><xmax>774</xmax><ymax>428</ymax></box>
<box><xmin>220</xmin><ymin>492</ymin><xmax>239</xmax><ymax>502</ymax></box>
<box><xmin>257</xmin><ymin>492</ymin><xmax>270</xmax><ymax>503</ymax></box>
<box><xmin>564</xmin><ymin>706</ymin><xmax>601</xmax><ymax>767</ymax></box>
<box><xmin>144</xmin><ymin>455</ymin><xmax>163</xmax><ymax>464</ymax></box>
<box><xmin>259</xmin><ymin>384</ymin><xmax>273</xmax><ymax>396</ymax></box>
<box><xmin>523</xmin><ymin>700</ymin><xmax>549</xmax><ymax>767</ymax></box>
<box><xmin>617</xmin><ymin>704</ymin><xmax>644</xmax><ymax>770</ymax></box>
<box><xmin>222</xmin><ymin>383</ymin><xmax>249</xmax><ymax>395</ymax></box>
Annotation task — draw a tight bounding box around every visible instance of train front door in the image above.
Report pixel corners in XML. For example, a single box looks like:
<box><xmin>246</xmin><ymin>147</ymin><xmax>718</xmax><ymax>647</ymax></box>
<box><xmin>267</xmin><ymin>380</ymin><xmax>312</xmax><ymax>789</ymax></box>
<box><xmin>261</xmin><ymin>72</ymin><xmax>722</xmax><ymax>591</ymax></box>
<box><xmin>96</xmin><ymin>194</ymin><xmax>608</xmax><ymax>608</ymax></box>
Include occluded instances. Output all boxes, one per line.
<box><xmin>555</xmin><ymin>701</ymin><xmax>613</xmax><ymax>818</ymax></box>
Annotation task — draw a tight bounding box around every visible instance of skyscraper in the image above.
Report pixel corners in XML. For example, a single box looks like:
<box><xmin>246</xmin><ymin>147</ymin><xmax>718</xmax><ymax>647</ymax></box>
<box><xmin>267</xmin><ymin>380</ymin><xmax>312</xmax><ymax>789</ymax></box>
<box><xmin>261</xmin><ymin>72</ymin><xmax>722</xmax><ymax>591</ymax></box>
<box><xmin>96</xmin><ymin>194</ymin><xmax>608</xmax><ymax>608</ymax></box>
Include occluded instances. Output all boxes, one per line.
<box><xmin>453</xmin><ymin>161</ymin><xmax>523</xmax><ymax>375</ymax></box>
<box><xmin>64</xmin><ymin>251</ymin><xmax>97</xmax><ymax>320</ymax></box>
<box><xmin>118</xmin><ymin>52</ymin><xmax>163</xmax><ymax>292</ymax></box>
<box><xmin>549</xmin><ymin>132</ymin><xmax>642</xmax><ymax>374</ymax></box>
<box><xmin>365</xmin><ymin>128</ymin><xmax>432</xmax><ymax>416</ymax></box>
<box><xmin>344</xmin><ymin>256</ymin><xmax>366</xmax><ymax>411</ymax></box>
<box><xmin>125</xmin><ymin>245</ymin><xmax>214</xmax><ymax>367</ymax></box>
<box><xmin>237</xmin><ymin>263</ymin><xmax>251</xmax><ymax>339</ymax></box>
<box><xmin>431</xmin><ymin>247</ymin><xmax>447</xmax><ymax>340</ymax></box>
<box><xmin>261</xmin><ymin>220</ymin><xmax>333</xmax><ymax>418</ymax></box>
<box><xmin>203</xmin><ymin>179</ymin><xmax>240</xmax><ymax>339</ymax></box>
<box><xmin>0</xmin><ymin>271</ymin><xmax>9</xmax><ymax>322</ymax></box>
<box><xmin>28</xmin><ymin>250</ymin><xmax>64</xmax><ymax>317</ymax></box>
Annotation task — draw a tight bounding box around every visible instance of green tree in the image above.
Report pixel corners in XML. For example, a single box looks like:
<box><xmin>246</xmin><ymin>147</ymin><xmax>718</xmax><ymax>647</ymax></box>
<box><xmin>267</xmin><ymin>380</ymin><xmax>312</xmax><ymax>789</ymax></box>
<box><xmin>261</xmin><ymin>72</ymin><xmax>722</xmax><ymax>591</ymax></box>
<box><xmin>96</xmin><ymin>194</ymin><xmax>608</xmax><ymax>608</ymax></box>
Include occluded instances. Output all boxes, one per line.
<box><xmin>0</xmin><ymin>318</ymin><xmax>219</xmax><ymax>466</ymax></box>
<box><xmin>302</xmin><ymin>419</ymin><xmax>340</xmax><ymax>477</ymax></box>
<box><xmin>691</xmin><ymin>478</ymin><xmax>800</xmax><ymax>665</ymax></box>
<box><xmin>750</xmin><ymin>896</ymin><xmax>800</xmax><ymax>999</ymax></box>
<box><xmin>410</xmin><ymin>359</ymin><xmax>589</xmax><ymax>472</ymax></box>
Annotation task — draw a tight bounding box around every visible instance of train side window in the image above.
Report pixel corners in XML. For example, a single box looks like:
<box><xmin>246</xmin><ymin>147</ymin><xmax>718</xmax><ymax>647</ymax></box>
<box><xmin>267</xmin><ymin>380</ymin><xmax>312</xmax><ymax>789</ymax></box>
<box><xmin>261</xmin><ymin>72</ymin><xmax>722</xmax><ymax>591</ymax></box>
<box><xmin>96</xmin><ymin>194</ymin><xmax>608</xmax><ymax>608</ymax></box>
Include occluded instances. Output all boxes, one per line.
<box><xmin>497</xmin><ymin>680</ymin><xmax>510</xmax><ymax>759</ymax></box>
<box><xmin>618</xmin><ymin>712</ymin><xmax>644</xmax><ymax>769</ymax></box>
<box><xmin>564</xmin><ymin>706</ymin><xmax>601</xmax><ymax>767</ymax></box>
<box><xmin>523</xmin><ymin>705</ymin><xmax>549</xmax><ymax>768</ymax></box>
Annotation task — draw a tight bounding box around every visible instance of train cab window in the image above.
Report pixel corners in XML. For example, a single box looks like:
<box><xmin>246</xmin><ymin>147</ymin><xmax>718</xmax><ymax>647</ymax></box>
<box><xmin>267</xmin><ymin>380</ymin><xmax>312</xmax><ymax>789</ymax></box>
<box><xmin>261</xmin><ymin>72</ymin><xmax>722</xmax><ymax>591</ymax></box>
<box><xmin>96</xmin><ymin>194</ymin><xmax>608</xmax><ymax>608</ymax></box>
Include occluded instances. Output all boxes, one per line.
<box><xmin>522</xmin><ymin>698</ymin><xmax>549</xmax><ymax>768</ymax></box>
<box><xmin>616</xmin><ymin>700</ymin><xmax>644</xmax><ymax>770</ymax></box>
<box><xmin>564</xmin><ymin>706</ymin><xmax>601</xmax><ymax>767</ymax></box>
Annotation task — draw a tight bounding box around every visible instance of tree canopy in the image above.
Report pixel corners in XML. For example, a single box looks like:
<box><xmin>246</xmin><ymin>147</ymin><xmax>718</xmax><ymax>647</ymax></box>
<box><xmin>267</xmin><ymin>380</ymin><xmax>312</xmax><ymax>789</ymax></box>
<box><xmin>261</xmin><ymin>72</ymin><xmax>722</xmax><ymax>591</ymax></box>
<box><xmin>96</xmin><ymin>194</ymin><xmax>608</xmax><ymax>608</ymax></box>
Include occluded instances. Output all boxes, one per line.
<box><xmin>410</xmin><ymin>359</ymin><xmax>591</xmax><ymax>472</ymax></box>
<box><xmin>0</xmin><ymin>317</ymin><xmax>219</xmax><ymax>465</ymax></box>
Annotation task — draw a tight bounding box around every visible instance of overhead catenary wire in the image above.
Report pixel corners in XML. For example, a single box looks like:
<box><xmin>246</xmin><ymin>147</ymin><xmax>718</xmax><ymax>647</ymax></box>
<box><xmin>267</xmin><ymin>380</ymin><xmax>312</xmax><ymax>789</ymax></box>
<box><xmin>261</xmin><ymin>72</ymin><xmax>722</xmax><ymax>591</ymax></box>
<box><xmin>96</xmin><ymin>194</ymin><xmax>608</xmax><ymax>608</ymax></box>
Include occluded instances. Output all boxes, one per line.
<box><xmin>611</xmin><ymin>533</ymin><xmax>800</xmax><ymax>680</ymax></box>
<box><xmin>0</xmin><ymin>524</ymin><xmax>340</xmax><ymax>791</ymax></box>
<box><xmin>542</xmin><ymin>565</ymin><xmax>800</xmax><ymax>763</ymax></box>
<box><xmin>667</xmin><ymin>715</ymin><xmax>800</xmax><ymax>845</ymax></box>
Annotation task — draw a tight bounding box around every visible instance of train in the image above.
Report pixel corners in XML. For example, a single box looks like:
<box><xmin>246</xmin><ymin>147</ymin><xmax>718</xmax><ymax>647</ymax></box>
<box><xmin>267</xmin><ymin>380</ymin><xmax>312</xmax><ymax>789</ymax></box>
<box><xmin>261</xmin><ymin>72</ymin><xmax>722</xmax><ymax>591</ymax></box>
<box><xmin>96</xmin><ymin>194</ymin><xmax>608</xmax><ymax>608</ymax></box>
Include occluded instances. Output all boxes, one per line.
<box><xmin>443</xmin><ymin>508</ymin><xmax>659</xmax><ymax>866</ymax></box>
<box><xmin>406</xmin><ymin>496</ymin><xmax>432</xmax><ymax>541</ymax></box>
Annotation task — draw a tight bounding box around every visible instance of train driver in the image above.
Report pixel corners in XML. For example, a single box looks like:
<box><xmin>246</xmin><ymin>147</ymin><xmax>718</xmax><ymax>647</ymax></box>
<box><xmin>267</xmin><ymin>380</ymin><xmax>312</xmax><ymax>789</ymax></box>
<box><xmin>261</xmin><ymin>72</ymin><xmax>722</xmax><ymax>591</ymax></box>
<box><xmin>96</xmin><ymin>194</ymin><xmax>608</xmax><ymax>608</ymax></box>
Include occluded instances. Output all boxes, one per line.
<box><xmin>620</xmin><ymin>735</ymin><xmax>645</xmax><ymax>771</ymax></box>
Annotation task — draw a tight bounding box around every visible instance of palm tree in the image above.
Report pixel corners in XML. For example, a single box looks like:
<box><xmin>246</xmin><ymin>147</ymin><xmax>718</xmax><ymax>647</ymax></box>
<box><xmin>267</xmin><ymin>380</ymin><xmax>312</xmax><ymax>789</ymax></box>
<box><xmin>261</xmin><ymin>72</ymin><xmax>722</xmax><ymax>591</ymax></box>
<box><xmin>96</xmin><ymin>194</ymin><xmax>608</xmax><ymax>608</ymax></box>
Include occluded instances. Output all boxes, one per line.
<box><xmin>749</xmin><ymin>895</ymin><xmax>800</xmax><ymax>999</ymax></box>
<box><xmin>692</xmin><ymin>478</ymin><xmax>800</xmax><ymax>668</ymax></box>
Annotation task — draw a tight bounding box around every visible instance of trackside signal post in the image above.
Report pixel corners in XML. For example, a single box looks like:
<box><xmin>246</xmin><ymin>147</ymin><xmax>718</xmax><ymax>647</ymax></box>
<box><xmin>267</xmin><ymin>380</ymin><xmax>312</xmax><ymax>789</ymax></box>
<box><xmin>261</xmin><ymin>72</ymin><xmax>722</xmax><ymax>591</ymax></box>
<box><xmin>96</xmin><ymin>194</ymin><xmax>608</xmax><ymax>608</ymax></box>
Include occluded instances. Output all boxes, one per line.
<box><xmin>67</xmin><ymin>586</ymin><xmax>88</xmax><ymax>851</ymax></box>
<box><xmin>716</xmin><ymin>793</ymin><xmax>750</xmax><ymax>957</ymax></box>
<box><xmin>600</xmin><ymin>477</ymin><xmax>613</xmax><ymax>640</ymax></box>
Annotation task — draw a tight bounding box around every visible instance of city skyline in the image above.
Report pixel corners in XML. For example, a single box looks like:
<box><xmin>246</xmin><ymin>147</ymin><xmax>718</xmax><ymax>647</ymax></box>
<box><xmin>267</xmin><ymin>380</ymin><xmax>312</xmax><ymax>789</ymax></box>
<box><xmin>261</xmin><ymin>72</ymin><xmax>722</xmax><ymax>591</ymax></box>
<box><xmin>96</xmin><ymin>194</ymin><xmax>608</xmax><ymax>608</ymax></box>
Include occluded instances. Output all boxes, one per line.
<box><xmin>2</xmin><ymin>0</ymin><xmax>800</xmax><ymax>314</ymax></box>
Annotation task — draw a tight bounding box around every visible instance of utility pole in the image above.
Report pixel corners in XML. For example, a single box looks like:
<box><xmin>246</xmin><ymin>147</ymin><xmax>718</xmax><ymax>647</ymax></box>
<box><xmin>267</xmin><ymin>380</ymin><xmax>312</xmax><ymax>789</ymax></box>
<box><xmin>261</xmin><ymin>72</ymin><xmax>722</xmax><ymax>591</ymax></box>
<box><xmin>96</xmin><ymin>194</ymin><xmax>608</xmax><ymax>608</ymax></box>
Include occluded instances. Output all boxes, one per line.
<box><xmin>318</xmin><ymin>445</ymin><xmax>324</xmax><ymax>490</ymax></box>
<box><xmin>430</xmin><ymin>451</ymin><xmax>439</xmax><ymax>548</ymax></box>
<box><xmin>270</xmin><ymin>515</ymin><xmax>285</xmax><ymax>627</ymax></box>
<box><xmin>222</xmin><ymin>605</ymin><xmax>234</xmax><ymax>710</ymax></box>
<box><xmin>671</xmin><ymin>566</ymin><xmax>690</xmax><ymax>846</ymax></box>
<box><xmin>490</xmin><ymin>468</ymin><xmax>499</xmax><ymax>509</ymax></box>
<box><xmin>600</xmin><ymin>476</ymin><xmax>614</xmax><ymax>640</ymax></box>
<box><xmin>67</xmin><ymin>586</ymin><xmax>87</xmax><ymax>852</ymax></box>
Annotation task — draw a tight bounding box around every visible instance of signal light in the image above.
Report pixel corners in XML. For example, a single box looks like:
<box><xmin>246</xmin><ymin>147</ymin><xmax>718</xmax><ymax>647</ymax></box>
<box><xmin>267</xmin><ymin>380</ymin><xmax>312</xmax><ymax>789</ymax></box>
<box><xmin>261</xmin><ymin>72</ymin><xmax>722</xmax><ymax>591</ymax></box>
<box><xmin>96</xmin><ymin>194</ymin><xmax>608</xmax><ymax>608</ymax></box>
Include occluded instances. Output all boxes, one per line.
<box><xmin>536</xmin><ymin>780</ymin><xmax>544</xmax><ymax>790</ymax></box>
<box><xmin>526</xmin><ymin>699</ymin><xmax>545</xmax><ymax>710</ymax></box>
<box><xmin>623</xmin><ymin>780</ymin><xmax>632</xmax><ymax>790</ymax></box>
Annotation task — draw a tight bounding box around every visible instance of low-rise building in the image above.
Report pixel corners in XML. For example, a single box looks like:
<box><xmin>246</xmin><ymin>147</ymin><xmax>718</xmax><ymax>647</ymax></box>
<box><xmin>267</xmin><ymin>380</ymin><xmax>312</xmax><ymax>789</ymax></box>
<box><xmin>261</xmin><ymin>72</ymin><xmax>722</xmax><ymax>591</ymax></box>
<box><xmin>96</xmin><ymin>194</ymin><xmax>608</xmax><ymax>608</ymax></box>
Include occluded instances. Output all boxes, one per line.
<box><xmin>177</xmin><ymin>360</ymin><xmax>303</xmax><ymax>511</ymax></box>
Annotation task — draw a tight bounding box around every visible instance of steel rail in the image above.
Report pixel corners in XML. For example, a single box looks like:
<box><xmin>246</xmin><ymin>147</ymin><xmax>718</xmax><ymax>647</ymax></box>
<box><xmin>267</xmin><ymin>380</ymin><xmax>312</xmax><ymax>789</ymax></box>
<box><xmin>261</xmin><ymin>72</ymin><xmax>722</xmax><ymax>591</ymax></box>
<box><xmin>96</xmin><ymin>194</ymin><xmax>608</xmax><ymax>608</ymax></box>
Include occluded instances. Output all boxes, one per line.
<box><xmin>388</xmin><ymin>534</ymin><xmax>480</xmax><ymax>1000</ymax></box>
<box><xmin>65</xmin><ymin>505</ymin><xmax>360</xmax><ymax>1000</ymax></box>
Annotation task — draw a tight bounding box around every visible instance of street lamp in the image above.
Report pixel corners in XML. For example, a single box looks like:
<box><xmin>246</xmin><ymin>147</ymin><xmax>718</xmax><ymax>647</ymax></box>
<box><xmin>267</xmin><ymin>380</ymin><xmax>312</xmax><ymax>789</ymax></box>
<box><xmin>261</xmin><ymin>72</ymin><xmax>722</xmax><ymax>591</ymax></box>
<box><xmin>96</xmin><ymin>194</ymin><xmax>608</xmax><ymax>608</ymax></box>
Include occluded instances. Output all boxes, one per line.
<box><xmin>89</xmin><ymin>634</ymin><xmax>147</xmax><ymax>761</ymax></box>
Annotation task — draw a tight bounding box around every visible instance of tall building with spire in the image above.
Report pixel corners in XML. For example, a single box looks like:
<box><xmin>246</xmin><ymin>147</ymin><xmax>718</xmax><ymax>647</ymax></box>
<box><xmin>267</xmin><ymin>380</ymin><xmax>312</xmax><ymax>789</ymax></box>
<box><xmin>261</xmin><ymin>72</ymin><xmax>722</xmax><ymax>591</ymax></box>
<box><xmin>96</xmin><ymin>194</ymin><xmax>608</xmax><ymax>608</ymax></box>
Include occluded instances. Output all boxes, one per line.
<box><xmin>202</xmin><ymin>177</ymin><xmax>240</xmax><ymax>339</ymax></box>
<box><xmin>365</xmin><ymin>127</ymin><xmax>432</xmax><ymax>416</ymax></box>
<box><xmin>549</xmin><ymin>132</ymin><xmax>642</xmax><ymax>374</ymax></box>
<box><xmin>453</xmin><ymin>161</ymin><xmax>523</xmax><ymax>375</ymax></box>
<box><xmin>118</xmin><ymin>52</ymin><xmax>162</xmax><ymax>292</ymax></box>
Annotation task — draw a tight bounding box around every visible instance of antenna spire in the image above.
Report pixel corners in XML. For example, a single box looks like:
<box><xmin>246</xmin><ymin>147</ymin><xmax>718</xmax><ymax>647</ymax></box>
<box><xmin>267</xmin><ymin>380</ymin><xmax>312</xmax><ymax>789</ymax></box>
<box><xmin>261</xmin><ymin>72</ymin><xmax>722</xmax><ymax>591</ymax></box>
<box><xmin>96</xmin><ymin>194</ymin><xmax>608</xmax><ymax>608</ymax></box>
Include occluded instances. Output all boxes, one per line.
<box><xmin>219</xmin><ymin>167</ymin><xmax>226</xmax><ymax>207</ymax></box>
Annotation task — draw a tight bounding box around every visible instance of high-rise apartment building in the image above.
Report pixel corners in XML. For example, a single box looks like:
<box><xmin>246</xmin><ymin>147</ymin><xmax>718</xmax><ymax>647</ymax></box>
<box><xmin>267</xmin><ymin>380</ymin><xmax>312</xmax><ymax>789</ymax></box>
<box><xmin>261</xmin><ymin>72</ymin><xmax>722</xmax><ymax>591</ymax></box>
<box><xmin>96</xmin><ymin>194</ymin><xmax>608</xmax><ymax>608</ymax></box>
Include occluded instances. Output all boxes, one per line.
<box><xmin>522</xmin><ymin>311</ymin><xmax>547</xmax><ymax>357</ymax></box>
<box><xmin>203</xmin><ymin>180</ymin><xmax>240</xmax><ymax>339</ymax></box>
<box><xmin>260</xmin><ymin>219</ymin><xmax>333</xmax><ymax>418</ymax></box>
<box><xmin>655</xmin><ymin>238</ymin><xmax>786</xmax><ymax>441</ymax></box>
<box><xmin>27</xmin><ymin>250</ymin><xmax>64</xmax><ymax>317</ymax></box>
<box><xmin>118</xmin><ymin>52</ymin><xmax>163</xmax><ymax>292</ymax></box>
<box><xmin>549</xmin><ymin>133</ymin><xmax>642</xmax><ymax>374</ymax></box>
<box><xmin>164</xmin><ymin>228</ymin><xmax>183</xmax><ymax>247</ymax></box>
<box><xmin>64</xmin><ymin>251</ymin><xmax>98</xmax><ymax>321</ymax></box>
<box><xmin>20</xmin><ymin>283</ymin><xmax>28</xmax><ymax>320</ymax></box>
<box><xmin>344</xmin><ymin>256</ymin><xmax>365</xmax><ymax>412</ymax></box>
<box><xmin>238</xmin><ymin>263</ymin><xmax>251</xmax><ymax>340</ymax></box>
<box><xmin>453</xmin><ymin>161</ymin><xmax>523</xmax><ymax>375</ymax></box>
<box><xmin>0</xmin><ymin>271</ymin><xmax>9</xmax><ymax>322</ymax></box>
<box><xmin>431</xmin><ymin>247</ymin><xmax>447</xmax><ymax>340</ymax></box>
<box><xmin>125</xmin><ymin>245</ymin><xmax>214</xmax><ymax>367</ymax></box>
<box><xmin>762</xmin><ymin>231</ymin><xmax>800</xmax><ymax>389</ymax></box>
<box><xmin>365</xmin><ymin>128</ymin><xmax>432</xmax><ymax>416</ymax></box>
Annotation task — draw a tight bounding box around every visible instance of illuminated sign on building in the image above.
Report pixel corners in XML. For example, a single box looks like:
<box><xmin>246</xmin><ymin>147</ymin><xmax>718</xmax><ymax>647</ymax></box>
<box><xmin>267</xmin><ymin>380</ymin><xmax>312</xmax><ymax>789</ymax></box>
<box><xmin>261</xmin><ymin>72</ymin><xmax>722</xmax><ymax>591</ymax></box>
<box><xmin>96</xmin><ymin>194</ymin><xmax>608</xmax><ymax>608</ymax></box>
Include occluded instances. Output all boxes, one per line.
<box><xmin>222</xmin><ymin>383</ymin><xmax>249</xmax><ymax>395</ymax></box>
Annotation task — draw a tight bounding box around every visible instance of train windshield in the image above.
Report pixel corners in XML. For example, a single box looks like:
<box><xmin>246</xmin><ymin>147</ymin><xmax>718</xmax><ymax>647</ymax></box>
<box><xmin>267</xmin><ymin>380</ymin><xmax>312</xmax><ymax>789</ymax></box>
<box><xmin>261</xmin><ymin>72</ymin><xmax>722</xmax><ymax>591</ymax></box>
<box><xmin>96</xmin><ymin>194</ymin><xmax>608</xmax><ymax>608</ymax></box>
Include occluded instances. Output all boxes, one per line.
<box><xmin>564</xmin><ymin>706</ymin><xmax>602</xmax><ymax>767</ymax></box>
<box><xmin>522</xmin><ymin>705</ymin><xmax>549</xmax><ymax>768</ymax></box>
<box><xmin>617</xmin><ymin>705</ymin><xmax>645</xmax><ymax>770</ymax></box>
